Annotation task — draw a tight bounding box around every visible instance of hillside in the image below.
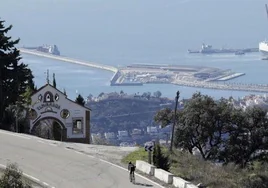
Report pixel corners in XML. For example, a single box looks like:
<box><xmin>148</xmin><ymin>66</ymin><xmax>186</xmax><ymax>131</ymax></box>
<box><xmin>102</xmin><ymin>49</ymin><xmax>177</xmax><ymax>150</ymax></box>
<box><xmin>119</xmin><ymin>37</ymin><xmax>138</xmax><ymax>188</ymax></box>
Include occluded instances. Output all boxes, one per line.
<box><xmin>85</xmin><ymin>93</ymin><xmax>174</xmax><ymax>134</ymax></box>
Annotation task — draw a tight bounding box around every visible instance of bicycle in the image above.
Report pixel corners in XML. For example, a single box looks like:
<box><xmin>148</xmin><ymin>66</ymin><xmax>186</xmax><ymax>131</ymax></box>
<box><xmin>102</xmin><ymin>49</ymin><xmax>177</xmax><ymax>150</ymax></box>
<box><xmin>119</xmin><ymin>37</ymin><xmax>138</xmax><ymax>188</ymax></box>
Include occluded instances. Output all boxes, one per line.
<box><xmin>129</xmin><ymin>172</ymin><xmax>135</xmax><ymax>183</ymax></box>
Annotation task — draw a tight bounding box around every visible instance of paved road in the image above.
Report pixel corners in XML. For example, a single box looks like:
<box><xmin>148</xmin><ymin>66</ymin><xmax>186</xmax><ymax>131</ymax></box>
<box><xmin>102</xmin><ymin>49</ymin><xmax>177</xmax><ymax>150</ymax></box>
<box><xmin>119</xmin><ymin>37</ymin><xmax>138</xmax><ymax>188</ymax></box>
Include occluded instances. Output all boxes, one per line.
<box><xmin>0</xmin><ymin>130</ymin><xmax>164</xmax><ymax>188</ymax></box>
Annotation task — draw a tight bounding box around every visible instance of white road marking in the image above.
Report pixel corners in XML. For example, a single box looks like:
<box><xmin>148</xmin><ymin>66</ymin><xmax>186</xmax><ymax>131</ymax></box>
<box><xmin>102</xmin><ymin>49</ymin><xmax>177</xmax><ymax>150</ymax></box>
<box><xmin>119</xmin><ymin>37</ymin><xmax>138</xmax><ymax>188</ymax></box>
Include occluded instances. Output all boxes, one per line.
<box><xmin>23</xmin><ymin>173</ymin><xmax>40</xmax><ymax>182</ymax></box>
<box><xmin>43</xmin><ymin>182</ymin><xmax>49</xmax><ymax>186</ymax></box>
<box><xmin>0</xmin><ymin>131</ymin><xmax>31</xmax><ymax>140</ymax></box>
<box><xmin>75</xmin><ymin>151</ymin><xmax>82</xmax><ymax>155</ymax></box>
<box><xmin>38</xmin><ymin>140</ymin><xmax>46</xmax><ymax>144</ymax></box>
<box><xmin>61</xmin><ymin>147</ymin><xmax>166</xmax><ymax>188</ymax></box>
<box><xmin>99</xmin><ymin>159</ymin><xmax>166</xmax><ymax>188</ymax></box>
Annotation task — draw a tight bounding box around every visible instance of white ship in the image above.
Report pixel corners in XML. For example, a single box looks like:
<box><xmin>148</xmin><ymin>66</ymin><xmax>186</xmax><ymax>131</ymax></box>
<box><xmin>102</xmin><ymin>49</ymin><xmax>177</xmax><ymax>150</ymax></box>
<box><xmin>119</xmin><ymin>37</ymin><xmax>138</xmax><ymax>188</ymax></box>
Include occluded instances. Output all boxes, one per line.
<box><xmin>259</xmin><ymin>41</ymin><xmax>268</xmax><ymax>55</ymax></box>
<box><xmin>259</xmin><ymin>4</ymin><xmax>268</xmax><ymax>56</ymax></box>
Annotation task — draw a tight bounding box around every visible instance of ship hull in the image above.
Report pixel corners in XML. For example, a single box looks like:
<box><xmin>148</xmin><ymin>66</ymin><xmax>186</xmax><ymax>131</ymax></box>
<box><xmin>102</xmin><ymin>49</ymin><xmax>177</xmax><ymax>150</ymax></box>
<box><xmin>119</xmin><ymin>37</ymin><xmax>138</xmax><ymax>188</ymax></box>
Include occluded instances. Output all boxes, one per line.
<box><xmin>259</xmin><ymin>42</ymin><xmax>268</xmax><ymax>56</ymax></box>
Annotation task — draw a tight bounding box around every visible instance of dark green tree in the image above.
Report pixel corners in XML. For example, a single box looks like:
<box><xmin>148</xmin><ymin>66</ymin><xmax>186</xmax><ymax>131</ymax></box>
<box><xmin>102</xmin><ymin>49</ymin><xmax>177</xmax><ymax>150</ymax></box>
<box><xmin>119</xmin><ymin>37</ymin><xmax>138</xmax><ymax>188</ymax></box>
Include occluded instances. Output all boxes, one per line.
<box><xmin>153</xmin><ymin>91</ymin><xmax>162</xmax><ymax>98</ymax></box>
<box><xmin>52</xmin><ymin>73</ymin><xmax>56</xmax><ymax>88</ymax></box>
<box><xmin>154</xmin><ymin>108</ymin><xmax>175</xmax><ymax>128</ymax></box>
<box><xmin>75</xmin><ymin>94</ymin><xmax>85</xmax><ymax>106</ymax></box>
<box><xmin>175</xmin><ymin>94</ymin><xmax>235</xmax><ymax>160</ymax></box>
<box><xmin>0</xmin><ymin>19</ymin><xmax>34</xmax><ymax>128</ymax></box>
<box><xmin>152</xmin><ymin>144</ymin><xmax>170</xmax><ymax>171</ymax></box>
<box><xmin>220</xmin><ymin>106</ymin><xmax>268</xmax><ymax>167</ymax></box>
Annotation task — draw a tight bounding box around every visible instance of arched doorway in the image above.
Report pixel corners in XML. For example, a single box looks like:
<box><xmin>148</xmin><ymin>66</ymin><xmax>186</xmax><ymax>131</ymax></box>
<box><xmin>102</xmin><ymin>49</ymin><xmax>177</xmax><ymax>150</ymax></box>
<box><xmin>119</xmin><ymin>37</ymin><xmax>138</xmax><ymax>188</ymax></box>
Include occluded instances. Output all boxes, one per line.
<box><xmin>31</xmin><ymin>117</ymin><xmax>67</xmax><ymax>141</ymax></box>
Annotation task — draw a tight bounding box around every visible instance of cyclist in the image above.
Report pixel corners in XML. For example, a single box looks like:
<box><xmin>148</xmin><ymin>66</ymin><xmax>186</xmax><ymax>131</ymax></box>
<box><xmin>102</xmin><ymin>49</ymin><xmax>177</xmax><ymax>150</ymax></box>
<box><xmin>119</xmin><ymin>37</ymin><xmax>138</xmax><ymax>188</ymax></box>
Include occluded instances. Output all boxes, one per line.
<box><xmin>128</xmin><ymin>161</ymin><xmax>136</xmax><ymax>182</ymax></box>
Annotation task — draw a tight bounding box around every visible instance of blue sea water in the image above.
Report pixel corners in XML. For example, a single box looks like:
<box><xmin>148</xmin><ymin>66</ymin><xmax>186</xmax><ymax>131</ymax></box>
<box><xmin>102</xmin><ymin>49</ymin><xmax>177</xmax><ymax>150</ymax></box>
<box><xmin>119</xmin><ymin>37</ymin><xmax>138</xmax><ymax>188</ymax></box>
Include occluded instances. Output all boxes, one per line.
<box><xmin>1</xmin><ymin>0</ymin><xmax>268</xmax><ymax>100</ymax></box>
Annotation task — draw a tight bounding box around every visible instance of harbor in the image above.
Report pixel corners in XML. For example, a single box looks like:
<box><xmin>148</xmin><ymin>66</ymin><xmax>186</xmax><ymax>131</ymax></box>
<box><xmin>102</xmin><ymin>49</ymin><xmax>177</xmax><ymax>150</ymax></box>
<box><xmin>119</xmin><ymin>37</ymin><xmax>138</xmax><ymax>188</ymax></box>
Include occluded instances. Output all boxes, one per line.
<box><xmin>19</xmin><ymin>47</ymin><xmax>268</xmax><ymax>93</ymax></box>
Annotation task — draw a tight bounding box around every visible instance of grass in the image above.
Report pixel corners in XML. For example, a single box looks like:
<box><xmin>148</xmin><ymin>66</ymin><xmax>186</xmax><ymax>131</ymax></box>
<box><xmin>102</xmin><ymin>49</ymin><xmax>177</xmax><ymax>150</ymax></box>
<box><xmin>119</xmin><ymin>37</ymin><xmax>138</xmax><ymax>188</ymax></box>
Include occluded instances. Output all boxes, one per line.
<box><xmin>121</xmin><ymin>147</ymin><xmax>148</xmax><ymax>164</ymax></box>
<box><xmin>122</xmin><ymin>146</ymin><xmax>268</xmax><ymax>188</ymax></box>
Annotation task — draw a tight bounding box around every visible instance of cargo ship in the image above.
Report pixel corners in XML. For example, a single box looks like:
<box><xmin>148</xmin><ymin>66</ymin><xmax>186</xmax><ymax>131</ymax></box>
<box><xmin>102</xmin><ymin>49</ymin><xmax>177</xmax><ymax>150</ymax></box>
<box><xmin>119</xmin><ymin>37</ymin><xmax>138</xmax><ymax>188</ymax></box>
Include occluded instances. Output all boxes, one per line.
<box><xmin>22</xmin><ymin>44</ymin><xmax>60</xmax><ymax>56</ymax></box>
<box><xmin>188</xmin><ymin>43</ymin><xmax>258</xmax><ymax>55</ymax></box>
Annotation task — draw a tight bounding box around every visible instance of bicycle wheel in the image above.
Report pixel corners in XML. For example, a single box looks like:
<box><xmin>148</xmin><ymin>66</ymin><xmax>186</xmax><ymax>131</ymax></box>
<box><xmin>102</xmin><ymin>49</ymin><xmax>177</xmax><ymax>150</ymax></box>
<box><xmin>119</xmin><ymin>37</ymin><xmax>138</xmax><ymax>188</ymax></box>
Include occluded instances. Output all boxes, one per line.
<box><xmin>129</xmin><ymin>173</ymin><xmax>132</xmax><ymax>182</ymax></box>
<box><xmin>132</xmin><ymin>174</ymin><xmax>135</xmax><ymax>184</ymax></box>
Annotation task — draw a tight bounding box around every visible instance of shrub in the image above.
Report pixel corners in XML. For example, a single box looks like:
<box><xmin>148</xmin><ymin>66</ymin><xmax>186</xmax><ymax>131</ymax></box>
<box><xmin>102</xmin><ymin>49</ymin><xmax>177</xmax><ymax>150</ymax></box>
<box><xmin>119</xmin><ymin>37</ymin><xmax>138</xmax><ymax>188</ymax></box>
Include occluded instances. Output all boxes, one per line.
<box><xmin>153</xmin><ymin>144</ymin><xmax>170</xmax><ymax>171</ymax></box>
<box><xmin>0</xmin><ymin>163</ymin><xmax>32</xmax><ymax>188</ymax></box>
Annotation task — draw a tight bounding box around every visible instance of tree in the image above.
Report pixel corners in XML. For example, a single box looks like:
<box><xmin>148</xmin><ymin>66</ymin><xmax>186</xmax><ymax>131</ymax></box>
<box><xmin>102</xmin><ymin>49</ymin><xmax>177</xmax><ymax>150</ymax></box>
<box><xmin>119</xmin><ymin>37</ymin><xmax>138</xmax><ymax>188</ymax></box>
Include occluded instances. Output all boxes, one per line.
<box><xmin>155</xmin><ymin>92</ymin><xmax>268</xmax><ymax>167</ymax></box>
<box><xmin>75</xmin><ymin>94</ymin><xmax>85</xmax><ymax>106</ymax></box>
<box><xmin>0</xmin><ymin>19</ymin><xmax>34</xmax><ymax>128</ymax></box>
<box><xmin>220</xmin><ymin>106</ymin><xmax>268</xmax><ymax>167</ymax></box>
<box><xmin>153</xmin><ymin>91</ymin><xmax>162</xmax><ymax>98</ymax></box>
<box><xmin>0</xmin><ymin>163</ymin><xmax>32</xmax><ymax>188</ymax></box>
<box><xmin>52</xmin><ymin>73</ymin><xmax>56</xmax><ymax>88</ymax></box>
<box><xmin>154</xmin><ymin>108</ymin><xmax>175</xmax><ymax>128</ymax></box>
<box><xmin>152</xmin><ymin>144</ymin><xmax>170</xmax><ymax>171</ymax></box>
<box><xmin>98</xmin><ymin>92</ymin><xmax>104</xmax><ymax>98</ymax></box>
<box><xmin>173</xmin><ymin>92</ymin><xmax>225</xmax><ymax>159</ymax></box>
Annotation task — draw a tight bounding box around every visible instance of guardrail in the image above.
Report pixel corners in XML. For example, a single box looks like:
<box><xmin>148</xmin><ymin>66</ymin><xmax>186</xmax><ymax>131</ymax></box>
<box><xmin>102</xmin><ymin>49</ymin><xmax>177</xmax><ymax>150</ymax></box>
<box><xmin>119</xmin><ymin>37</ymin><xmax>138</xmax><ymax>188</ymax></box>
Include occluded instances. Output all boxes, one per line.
<box><xmin>135</xmin><ymin>160</ymin><xmax>199</xmax><ymax>188</ymax></box>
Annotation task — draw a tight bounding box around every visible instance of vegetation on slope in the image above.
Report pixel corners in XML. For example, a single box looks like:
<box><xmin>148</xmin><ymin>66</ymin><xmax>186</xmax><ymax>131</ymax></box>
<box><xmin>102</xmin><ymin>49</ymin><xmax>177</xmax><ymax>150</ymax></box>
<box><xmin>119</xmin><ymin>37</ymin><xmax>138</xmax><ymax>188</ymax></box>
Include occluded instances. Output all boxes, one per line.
<box><xmin>122</xmin><ymin>92</ymin><xmax>268</xmax><ymax>187</ymax></box>
<box><xmin>0</xmin><ymin>163</ymin><xmax>32</xmax><ymax>188</ymax></box>
<box><xmin>122</xmin><ymin>147</ymin><xmax>268</xmax><ymax>188</ymax></box>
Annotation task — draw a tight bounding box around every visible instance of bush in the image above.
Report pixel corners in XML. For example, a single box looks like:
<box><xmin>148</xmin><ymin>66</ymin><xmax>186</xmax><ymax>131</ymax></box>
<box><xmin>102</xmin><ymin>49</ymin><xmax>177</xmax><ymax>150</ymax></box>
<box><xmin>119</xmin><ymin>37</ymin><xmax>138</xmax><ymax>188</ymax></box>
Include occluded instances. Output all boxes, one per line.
<box><xmin>0</xmin><ymin>163</ymin><xmax>32</xmax><ymax>188</ymax></box>
<box><xmin>153</xmin><ymin>144</ymin><xmax>170</xmax><ymax>171</ymax></box>
<box><xmin>240</xmin><ymin>174</ymin><xmax>268</xmax><ymax>188</ymax></box>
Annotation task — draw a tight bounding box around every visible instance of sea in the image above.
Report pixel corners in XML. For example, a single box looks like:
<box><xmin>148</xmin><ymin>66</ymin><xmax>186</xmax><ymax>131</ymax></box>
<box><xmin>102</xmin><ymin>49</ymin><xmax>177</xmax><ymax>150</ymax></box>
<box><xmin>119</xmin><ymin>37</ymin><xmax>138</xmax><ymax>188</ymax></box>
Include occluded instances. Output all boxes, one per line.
<box><xmin>1</xmin><ymin>0</ymin><xmax>268</xmax><ymax>100</ymax></box>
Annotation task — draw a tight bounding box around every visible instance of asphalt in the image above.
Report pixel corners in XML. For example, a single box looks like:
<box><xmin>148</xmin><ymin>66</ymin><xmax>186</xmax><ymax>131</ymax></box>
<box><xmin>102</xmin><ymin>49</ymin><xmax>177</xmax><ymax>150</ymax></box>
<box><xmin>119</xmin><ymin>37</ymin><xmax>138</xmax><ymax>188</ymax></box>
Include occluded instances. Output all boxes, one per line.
<box><xmin>0</xmin><ymin>130</ymin><xmax>165</xmax><ymax>188</ymax></box>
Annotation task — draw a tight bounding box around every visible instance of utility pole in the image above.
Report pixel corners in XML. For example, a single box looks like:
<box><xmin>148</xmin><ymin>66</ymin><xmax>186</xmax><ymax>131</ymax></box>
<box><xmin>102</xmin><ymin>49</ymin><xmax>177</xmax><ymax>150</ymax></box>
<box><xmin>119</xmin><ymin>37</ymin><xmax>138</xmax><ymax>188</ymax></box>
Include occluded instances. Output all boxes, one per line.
<box><xmin>15</xmin><ymin>106</ymin><xmax>18</xmax><ymax>133</ymax></box>
<box><xmin>169</xmin><ymin>91</ymin><xmax>180</xmax><ymax>152</ymax></box>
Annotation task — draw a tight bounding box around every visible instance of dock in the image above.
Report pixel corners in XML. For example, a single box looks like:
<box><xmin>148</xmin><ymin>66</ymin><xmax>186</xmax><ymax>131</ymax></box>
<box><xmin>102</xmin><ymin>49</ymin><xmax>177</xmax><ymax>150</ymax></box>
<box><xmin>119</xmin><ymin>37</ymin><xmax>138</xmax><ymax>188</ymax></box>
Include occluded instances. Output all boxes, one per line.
<box><xmin>19</xmin><ymin>48</ymin><xmax>118</xmax><ymax>73</ymax></box>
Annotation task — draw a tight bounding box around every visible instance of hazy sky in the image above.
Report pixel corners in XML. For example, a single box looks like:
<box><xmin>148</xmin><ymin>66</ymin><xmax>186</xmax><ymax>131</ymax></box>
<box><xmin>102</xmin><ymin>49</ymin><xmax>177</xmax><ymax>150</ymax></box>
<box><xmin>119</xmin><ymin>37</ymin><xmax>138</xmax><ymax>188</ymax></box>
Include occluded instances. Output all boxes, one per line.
<box><xmin>1</xmin><ymin>0</ymin><xmax>268</xmax><ymax>58</ymax></box>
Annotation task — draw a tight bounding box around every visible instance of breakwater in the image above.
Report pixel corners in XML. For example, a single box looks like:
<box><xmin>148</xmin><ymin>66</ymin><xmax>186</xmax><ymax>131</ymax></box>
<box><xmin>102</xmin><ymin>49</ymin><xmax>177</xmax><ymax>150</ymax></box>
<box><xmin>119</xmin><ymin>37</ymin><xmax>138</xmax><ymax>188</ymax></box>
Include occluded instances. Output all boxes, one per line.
<box><xmin>171</xmin><ymin>80</ymin><xmax>268</xmax><ymax>93</ymax></box>
<box><xmin>19</xmin><ymin>48</ymin><xmax>118</xmax><ymax>73</ymax></box>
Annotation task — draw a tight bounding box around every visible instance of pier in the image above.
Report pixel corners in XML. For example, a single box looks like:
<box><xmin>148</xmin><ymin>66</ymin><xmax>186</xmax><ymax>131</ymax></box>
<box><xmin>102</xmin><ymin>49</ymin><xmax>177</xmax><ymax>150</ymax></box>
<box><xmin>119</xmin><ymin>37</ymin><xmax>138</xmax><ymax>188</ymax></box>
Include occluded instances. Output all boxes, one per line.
<box><xmin>19</xmin><ymin>48</ymin><xmax>118</xmax><ymax>73</ymax></box>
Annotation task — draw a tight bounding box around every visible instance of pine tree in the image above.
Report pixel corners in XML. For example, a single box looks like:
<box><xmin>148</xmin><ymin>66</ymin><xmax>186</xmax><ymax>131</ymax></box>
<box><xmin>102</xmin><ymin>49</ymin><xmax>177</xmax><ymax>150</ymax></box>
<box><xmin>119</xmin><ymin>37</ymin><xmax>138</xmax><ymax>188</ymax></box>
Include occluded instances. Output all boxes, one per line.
<box><xmin>75</xmin><ymin>94</ymin><xmax>85</xmax><ymax>106</ymax></box>
<box><xmin>152</xmin><ymin>144</ymin><xmax>170</xmax><ymax>171</ymax></box>
<box><xmin>0</xmin><ymin>18</ymin><xmax>34</xmax><ymax>127</ymax></box>
<box><xmin>53</xmin><ymin>73</ymin><xmax>56</xmax><ymax>88</ymax></box>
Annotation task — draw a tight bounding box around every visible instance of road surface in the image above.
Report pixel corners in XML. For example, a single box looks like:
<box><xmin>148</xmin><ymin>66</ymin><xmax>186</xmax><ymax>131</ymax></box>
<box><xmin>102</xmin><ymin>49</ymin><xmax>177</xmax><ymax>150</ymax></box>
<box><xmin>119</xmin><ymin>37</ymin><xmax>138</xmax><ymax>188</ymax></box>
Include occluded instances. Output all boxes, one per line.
<box><xmin>0</xmin><ymin>130</ymin><xmax>164</xmax><ymax>188</ymax></box>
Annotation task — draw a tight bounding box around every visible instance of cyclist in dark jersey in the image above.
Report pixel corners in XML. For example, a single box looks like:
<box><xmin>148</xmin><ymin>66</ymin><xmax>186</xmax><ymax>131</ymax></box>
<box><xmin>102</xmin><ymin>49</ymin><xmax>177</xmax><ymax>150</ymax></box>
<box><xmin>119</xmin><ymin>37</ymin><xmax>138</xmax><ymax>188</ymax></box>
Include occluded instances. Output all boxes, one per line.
<box><xmin>128</xmin><ymin>161</ymin><xmax>136</xmax><ymax>181</ymax></box>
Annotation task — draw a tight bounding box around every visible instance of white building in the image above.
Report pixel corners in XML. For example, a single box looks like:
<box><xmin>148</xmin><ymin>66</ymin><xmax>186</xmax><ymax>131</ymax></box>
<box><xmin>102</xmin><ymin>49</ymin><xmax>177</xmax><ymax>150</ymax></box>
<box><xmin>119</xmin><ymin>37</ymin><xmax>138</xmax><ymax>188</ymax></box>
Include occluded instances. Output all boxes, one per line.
<box><xmin>132</xmin><ymin>128</ymin><xmax>142</xmax><ymax>135</ymax></box>
<box><xmin>29</xmin><ymin>83</ymin><xmax>91</xmax><ymax>143</ymax></box>
<box><xmin>147</xmin><ymin>126</ymin><xmax>158</xmax><ymax>135</ymax></box>
<box><xmin>104</xmin><ymin>132</ymin><xmax>116</xmax><ymax>139</ymax></box>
